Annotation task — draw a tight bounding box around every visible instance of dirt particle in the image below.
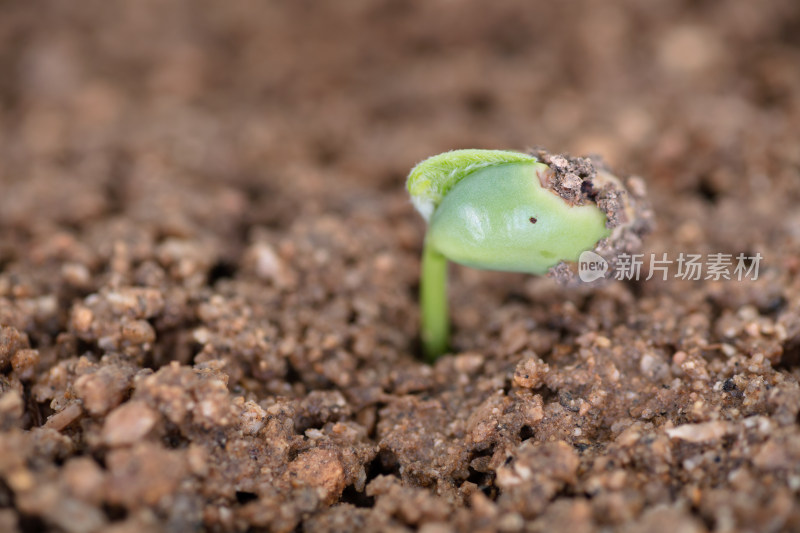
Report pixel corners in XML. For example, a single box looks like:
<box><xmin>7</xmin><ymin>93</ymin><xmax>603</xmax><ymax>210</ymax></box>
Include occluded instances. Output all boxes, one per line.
<box><xmin>102</xmin><ymin>401</ymin><xmax>159</xmax><ymax>446</ymax></box>
<box><xmin>284</xmin><ymin>448</ymin><xmax>346</xmax><ymax>506</ymax></box>
<box><xmin>513</xmin><ymin>354</ymin><xmax>549</xmax><ymax>389</ymax></box>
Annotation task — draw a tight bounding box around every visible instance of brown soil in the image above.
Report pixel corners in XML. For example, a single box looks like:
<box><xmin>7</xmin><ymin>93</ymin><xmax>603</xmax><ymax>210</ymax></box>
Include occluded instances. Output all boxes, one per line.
<box><xmin>1</xmin><ymin>1</ymin><xmax>800</xmax><ymax>532</ymax></box>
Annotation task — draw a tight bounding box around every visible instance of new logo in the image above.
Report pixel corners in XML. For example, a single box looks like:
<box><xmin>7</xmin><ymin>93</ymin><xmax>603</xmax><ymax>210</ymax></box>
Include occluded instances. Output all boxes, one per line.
<box><xmin>578</xmin><ymin>251</ymin><xmax>609</xmax><ymax>283</ymax></box>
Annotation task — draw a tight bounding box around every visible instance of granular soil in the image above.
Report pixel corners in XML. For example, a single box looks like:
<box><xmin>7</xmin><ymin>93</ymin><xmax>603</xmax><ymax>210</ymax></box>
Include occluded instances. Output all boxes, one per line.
<box><xmin>1</xmin><ymin>1</ymin><xmax>800</xmax><ymax>532</ymax></box>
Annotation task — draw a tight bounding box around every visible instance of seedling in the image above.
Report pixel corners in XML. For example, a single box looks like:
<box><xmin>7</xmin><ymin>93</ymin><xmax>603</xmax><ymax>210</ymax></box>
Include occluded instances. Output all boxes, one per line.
<box><xmin>407</xmin><ymin>149</ymin><xmax>650</xmax><ymax>361</ymax></box>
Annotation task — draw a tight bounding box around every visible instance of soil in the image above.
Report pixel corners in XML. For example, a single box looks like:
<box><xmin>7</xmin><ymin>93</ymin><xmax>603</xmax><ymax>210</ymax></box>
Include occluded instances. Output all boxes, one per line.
<box><xmin>1</xmin><ymin>1</ymin><xmax>800</xmax><ymax>532</ymax></box>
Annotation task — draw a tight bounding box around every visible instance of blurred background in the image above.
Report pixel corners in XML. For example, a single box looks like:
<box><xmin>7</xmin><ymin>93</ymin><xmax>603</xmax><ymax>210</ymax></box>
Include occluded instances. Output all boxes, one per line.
<box><xmin>2</xmin><ymin>0</ymin><xmax>799</xmax><ymax>210</ymax></box>
<box><xmin>0</xmin><ymin>0</ymin><xmax>799</xmax><ymax>302</ymax></box>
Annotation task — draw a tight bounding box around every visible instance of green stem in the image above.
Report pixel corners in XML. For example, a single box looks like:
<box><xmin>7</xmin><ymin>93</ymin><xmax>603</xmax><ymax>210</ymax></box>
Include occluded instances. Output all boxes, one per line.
<box><xmin>421</xmin><ymin>240</ymin><xmax>449</xmax><ymax>362</ymax></box>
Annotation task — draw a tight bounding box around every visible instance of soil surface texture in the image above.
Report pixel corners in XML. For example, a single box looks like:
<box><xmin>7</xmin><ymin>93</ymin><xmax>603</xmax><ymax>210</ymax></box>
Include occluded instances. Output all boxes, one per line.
<box><xmin>1</xmin><ymin>1</ymin><xmax>800</xmax><ymax>532</ymax></box>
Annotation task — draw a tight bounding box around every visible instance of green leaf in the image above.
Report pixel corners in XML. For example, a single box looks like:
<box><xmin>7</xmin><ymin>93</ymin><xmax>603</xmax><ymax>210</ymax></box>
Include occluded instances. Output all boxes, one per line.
<box><xmin>406</xmin><ymin>149</ymin><xmax>537</xmax><ymax>221</ymax></box>
<box><xmin>426</xmin><ymin>162</ymin><xmax>610</xmax><ymax>275</ymax></box>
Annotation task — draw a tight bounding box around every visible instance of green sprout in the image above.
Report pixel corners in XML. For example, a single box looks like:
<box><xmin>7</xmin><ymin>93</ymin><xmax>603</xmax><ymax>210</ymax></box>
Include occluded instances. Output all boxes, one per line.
<box><xmin>407</xmin><ymin>149</ymin><xmax>649</xmax><ymax>361</ymax></box>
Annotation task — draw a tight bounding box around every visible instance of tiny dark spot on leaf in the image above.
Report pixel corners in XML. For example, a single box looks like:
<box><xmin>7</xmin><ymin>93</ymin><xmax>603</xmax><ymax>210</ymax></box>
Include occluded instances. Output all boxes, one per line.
<box><xmin>529</xmin><ymin>217</ymin><xmax>538</xmax><ymax>224</ymax></box>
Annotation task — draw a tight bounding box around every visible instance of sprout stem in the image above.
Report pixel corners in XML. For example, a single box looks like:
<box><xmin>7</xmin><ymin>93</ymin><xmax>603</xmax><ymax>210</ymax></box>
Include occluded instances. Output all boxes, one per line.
<box><xmin>421</xmin><ymin>240</ymin><xmax>449</xmax><ymax>362</ymax></box>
